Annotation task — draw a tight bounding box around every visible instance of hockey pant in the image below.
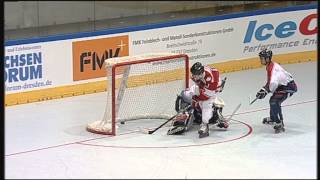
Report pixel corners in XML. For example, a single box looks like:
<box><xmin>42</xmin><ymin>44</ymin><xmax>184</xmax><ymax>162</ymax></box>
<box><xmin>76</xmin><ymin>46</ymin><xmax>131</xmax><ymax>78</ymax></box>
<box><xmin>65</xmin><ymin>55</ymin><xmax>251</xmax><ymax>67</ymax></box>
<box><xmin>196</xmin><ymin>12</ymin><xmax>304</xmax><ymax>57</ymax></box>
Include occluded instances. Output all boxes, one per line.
<box><xmin>269</xmin><ymin>80</ymin><xmax>297</xmax><ymax>123</ymax></box>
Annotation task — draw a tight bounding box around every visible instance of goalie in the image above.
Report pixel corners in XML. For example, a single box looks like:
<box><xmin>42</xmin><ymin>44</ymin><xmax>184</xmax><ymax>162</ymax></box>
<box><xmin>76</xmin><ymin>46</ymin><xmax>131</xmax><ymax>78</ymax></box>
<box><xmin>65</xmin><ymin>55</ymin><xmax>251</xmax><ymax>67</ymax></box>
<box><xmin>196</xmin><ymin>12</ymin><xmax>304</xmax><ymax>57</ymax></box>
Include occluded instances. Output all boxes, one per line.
<box><xmin>167</xmin><ymin>62</ymin><xmax>229</xmax><ymax>138</ymax></box>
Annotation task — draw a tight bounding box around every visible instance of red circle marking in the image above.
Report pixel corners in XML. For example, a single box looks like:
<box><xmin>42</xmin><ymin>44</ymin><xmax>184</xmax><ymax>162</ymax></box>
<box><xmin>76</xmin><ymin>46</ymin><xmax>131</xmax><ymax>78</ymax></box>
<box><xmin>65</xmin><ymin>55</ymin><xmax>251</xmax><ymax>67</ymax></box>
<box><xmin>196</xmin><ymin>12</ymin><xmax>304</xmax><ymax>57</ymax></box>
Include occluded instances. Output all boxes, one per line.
<box><xmin>78</xmin><ymin>119</ymin><xmax>253</xmax><ymax>149</ymax></box>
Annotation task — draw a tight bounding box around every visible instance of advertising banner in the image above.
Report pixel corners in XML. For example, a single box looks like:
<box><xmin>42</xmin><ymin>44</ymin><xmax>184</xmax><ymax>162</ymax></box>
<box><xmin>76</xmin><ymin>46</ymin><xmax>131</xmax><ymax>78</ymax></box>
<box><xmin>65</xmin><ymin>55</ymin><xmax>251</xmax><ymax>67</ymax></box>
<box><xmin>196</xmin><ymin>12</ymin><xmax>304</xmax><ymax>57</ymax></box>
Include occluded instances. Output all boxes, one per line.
<box><xmin>4</xmin><ymin>5</ymin><xmax>317</xmax><ymax>96</ymax></box>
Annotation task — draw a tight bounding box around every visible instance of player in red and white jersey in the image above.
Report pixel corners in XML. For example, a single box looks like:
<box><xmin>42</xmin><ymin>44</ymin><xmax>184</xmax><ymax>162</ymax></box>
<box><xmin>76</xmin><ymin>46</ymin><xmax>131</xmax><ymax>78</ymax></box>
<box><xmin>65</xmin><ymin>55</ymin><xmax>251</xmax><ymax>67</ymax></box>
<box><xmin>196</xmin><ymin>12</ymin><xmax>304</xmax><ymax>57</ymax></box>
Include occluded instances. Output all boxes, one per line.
<box><xmin>181</xmin><ymin>62</ymin><xmax>228</xmax><ymax>138</ymax></box>
<box><xmin>256</xmin><ymin>49</ymin><xmax>297</xmax><ymax>133</ymax></box>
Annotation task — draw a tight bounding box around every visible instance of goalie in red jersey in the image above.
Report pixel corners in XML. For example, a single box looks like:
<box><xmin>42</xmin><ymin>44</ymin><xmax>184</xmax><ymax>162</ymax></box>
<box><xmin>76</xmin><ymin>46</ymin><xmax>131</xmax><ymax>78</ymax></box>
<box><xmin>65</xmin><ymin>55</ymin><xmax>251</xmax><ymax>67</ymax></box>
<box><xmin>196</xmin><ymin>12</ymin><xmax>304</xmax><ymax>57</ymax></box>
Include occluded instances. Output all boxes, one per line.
<box><xmin>168</xmin><ymin>62</ymin><xmax>228</xmax><ymax>138</ymax></box>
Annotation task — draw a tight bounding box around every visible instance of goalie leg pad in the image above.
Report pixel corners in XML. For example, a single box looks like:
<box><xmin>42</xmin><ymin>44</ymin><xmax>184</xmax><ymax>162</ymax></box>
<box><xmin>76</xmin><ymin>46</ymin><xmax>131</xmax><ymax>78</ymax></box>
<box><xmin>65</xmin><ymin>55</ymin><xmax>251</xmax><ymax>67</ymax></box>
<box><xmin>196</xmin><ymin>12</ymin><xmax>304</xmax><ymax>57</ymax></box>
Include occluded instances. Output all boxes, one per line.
<box><xmin>209</xmin><ymin>105</ymin><xmax>228</xmax><ymax>128</ymax></box>
<box><xmin>167</xmin><ymin>113</ymin><xmax>189</xmax><ymax>135</ymax></box>
<box><xmin>192</xmin><ymin>109</ymin><xmax>202</xmax><ymax>124</ymax></box>
<box><xmin>167</xmin><ymin>126</ymin><xmax>186</xmax><ymax>135</ymax></box>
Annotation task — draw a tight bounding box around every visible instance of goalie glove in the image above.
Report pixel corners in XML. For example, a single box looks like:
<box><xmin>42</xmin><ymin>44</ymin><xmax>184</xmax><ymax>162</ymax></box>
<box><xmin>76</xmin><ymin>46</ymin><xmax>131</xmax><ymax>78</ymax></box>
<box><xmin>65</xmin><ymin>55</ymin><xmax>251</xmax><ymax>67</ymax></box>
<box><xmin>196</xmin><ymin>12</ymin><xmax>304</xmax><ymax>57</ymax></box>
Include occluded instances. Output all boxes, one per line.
<box><xmin>256</xmin><ymin>87</ymin><xmax>268</xmax><ymax>99</ymax></box>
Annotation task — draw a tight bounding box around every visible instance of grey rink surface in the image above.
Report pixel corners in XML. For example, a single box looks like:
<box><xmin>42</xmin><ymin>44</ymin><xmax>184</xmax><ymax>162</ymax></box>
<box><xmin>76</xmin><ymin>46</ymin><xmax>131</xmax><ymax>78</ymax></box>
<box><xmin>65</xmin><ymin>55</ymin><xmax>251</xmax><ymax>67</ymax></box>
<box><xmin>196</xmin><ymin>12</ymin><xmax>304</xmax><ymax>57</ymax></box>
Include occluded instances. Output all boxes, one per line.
<box><xmin>5</xmin><ymin>61</ymin><xmax>317</xmax><ymax>179</ymax></box>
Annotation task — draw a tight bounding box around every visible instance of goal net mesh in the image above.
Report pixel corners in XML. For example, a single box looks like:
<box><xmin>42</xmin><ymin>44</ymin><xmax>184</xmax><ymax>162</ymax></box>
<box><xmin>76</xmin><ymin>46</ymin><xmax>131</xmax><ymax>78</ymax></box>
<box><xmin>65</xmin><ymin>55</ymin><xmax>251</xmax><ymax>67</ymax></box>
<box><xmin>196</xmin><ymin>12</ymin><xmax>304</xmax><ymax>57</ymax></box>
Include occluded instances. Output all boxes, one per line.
<box><xmin>87</xmin><ymin>53</ymin><xmax>189</xmax><ymax>135</ymax></box>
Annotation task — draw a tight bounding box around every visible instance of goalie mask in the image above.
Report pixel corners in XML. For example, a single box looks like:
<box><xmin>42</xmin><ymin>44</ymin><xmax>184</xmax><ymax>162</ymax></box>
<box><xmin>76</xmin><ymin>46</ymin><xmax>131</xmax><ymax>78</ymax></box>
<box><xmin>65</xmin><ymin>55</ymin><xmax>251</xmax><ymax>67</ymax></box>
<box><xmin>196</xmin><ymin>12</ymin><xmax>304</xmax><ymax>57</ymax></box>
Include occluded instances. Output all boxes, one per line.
<box><xmin>259</xmin><ymin>49</ymin><xmax>272</xmax><ymax>65</ymax></box>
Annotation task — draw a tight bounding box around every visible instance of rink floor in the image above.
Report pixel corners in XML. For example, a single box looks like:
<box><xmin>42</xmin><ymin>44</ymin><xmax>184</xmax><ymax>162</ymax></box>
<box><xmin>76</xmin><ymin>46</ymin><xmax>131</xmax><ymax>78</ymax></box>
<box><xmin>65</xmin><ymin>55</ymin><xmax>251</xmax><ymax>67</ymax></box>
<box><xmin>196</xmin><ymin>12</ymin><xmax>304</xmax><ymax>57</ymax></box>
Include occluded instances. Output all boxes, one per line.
<box><xmin>5</xmin><ymin>61</ymin><xmax>317</xmax><ymax>179</ymax></box>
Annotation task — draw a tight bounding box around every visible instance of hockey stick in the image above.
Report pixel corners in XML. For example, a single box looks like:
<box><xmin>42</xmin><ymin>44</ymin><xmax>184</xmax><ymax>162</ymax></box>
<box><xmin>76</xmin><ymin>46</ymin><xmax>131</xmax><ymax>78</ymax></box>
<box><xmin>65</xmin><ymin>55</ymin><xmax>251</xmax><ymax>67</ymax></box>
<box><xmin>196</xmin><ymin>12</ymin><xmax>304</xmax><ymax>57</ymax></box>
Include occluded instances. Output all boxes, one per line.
<box><xmin>217</xmin><ymin>77</ymin><xmax>227</xmax><ymax>92</ymax></box>
<box><xmin>250</xmin><ymin>89</ymin><xmax>292</xmax><ymax>106</ymax></box>
<box><xmin>225</xmin><ymin>103</ymin><xmax>241</xmax><ymax>122</ymax></box>
<box><xmin>142</xmin><ymin>105</ymin><xmax>191</xmax><ymax>134</ymax></box>
<box><xmin>249</xmin><ymin>97</ymin><xmax>259</xmax><ymax>105</ymax></box>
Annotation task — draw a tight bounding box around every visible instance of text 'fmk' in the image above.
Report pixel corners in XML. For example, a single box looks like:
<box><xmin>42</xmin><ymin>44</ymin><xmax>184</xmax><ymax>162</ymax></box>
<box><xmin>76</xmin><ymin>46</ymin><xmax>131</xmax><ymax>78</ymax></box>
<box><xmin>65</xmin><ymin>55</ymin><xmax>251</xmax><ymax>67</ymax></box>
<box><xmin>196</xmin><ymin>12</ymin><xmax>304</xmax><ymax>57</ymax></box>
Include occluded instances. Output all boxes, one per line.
<box><xmin>79</xmin><ymin>48</ymin><xmax>120</xmax><ymax>72</ymax></box>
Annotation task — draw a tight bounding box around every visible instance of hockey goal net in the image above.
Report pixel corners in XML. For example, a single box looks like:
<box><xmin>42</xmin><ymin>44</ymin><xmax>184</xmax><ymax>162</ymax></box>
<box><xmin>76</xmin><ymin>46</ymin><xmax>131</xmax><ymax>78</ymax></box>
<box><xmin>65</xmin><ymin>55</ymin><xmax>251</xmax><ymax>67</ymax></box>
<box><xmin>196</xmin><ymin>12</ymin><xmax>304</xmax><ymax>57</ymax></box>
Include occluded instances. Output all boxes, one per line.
<box><xmin>86</xmin><ymin>53</ymin><xmax>189</xmax><ymax>135</ymax></box>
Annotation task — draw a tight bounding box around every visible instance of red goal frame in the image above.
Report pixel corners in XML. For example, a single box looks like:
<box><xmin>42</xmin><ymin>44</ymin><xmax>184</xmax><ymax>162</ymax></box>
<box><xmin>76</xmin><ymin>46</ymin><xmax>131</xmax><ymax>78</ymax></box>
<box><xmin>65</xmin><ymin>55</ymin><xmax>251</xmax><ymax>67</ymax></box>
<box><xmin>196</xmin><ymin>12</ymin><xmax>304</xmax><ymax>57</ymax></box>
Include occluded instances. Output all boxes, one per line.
<box><xmin>87</xmin><ymin>54</ymin><xmax>189</xmax><ymax>136</ymax></box>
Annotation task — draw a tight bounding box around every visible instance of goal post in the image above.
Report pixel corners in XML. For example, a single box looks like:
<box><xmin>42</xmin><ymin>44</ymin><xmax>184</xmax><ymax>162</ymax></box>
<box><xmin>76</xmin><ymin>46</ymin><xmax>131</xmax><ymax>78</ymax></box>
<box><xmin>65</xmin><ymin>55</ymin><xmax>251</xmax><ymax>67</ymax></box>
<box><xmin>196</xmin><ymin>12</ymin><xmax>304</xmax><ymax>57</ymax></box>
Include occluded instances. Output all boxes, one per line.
<box><xmin>86</xmin><ymin>53</ymin><xmax>189</xmax><ymax>136</ymax></box>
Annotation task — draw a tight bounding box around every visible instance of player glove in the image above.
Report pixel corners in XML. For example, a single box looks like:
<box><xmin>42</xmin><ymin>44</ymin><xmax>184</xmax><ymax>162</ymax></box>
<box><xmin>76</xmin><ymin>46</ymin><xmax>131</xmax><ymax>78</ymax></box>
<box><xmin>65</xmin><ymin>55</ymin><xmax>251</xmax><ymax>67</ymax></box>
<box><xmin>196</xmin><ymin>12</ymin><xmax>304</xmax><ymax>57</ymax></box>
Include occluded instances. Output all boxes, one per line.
<box><xmin>256</xmin><ymin>87</ymin><xmax>268</xmax><ymax>99</ymax></box>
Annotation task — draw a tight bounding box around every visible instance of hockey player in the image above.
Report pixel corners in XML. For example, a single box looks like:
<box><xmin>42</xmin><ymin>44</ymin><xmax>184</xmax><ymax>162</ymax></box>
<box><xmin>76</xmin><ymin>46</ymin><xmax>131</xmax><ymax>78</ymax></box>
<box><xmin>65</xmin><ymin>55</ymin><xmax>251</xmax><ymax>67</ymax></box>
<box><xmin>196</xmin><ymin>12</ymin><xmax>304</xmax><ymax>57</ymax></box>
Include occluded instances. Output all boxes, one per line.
<box><xmin>256</xmin><ymin>49</ymin><xmax>297</xmax><ymax>133</ymax></box>
<box><xmin>168</xmin><ymin>62</ymin><xmax>228</xmax><ymax>138</ymax></box>
<box><xmin>167</xmin><ymin>86</ymin><xmax>227</xmax><ymax>136</ymax></box>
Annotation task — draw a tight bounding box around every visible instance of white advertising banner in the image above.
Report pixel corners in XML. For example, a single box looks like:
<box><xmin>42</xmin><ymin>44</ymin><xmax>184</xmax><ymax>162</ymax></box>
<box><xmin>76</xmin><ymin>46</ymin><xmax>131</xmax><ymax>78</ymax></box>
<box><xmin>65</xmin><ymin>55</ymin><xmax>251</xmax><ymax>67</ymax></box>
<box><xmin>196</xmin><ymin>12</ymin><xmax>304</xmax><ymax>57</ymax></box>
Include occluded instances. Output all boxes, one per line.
<box><xmin>129</xmin><ymin>8</ymin><xmax>317</xmax><ymax>63</ymax></box>
<box><xmin>4</xmin><ymin>5</ymin><xmax>317</xmax><ymax>94</ymax></box>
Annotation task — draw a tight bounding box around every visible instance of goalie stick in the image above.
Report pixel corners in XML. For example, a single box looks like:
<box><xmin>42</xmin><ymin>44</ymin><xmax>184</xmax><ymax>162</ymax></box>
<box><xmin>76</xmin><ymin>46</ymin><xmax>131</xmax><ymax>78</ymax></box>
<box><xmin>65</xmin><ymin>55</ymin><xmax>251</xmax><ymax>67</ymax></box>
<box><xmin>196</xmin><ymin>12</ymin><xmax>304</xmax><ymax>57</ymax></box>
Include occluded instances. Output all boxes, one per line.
<box><xmin>141</xmin><ymin>105</ymin><xmax>191</xmax><ymax>134</ymax></box>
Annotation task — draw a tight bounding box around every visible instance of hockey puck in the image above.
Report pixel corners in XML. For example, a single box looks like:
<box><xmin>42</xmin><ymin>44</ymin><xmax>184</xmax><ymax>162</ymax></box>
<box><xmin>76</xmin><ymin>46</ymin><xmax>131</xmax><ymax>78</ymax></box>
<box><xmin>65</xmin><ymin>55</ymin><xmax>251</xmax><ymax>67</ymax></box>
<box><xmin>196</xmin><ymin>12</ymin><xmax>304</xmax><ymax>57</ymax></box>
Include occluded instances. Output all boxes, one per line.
<box><xmin>120</xmin><ymin>121</ymin><xmax>125</xmax><ymax>124</ymax></box>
